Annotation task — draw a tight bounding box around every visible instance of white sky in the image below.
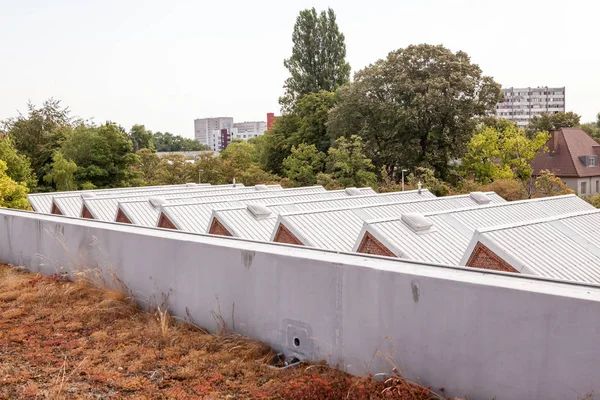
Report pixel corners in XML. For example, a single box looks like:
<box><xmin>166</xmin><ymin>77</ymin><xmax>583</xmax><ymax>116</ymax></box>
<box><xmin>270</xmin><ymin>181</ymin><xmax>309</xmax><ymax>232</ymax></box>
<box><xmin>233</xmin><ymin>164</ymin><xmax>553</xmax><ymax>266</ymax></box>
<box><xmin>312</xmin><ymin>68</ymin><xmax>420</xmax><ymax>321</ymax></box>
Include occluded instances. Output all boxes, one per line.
<box><xmin>0</xmin><ymin>0</ymin><xmax>597</xmax><ymax>139</ymax></box>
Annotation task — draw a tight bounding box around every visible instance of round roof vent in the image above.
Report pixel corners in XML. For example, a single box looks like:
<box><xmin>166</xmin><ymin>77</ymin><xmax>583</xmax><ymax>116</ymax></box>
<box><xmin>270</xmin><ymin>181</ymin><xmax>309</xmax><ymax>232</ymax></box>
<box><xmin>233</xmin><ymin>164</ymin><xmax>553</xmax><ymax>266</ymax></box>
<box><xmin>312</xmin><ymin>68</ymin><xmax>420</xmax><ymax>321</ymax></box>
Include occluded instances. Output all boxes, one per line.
<box><xmin>149</xmin><ymin>197</ymin><xmax>167</xmax><ymax>209</ymax></box>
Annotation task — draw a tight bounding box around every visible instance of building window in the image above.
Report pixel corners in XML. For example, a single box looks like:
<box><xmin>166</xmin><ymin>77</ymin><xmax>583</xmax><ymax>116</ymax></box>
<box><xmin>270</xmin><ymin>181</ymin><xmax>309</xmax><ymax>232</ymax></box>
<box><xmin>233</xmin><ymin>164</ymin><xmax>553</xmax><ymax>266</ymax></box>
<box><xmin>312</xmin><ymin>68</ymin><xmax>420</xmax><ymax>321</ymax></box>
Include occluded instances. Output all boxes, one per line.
<box><xmin>589</xmin><ymin>156</ymin><xmax>597</xmax><ymax>167</ymax></box>
<box><xmin>581</xmin><ymin>182</ymin><xmax>587</xmax><ymax>195</ymax></box>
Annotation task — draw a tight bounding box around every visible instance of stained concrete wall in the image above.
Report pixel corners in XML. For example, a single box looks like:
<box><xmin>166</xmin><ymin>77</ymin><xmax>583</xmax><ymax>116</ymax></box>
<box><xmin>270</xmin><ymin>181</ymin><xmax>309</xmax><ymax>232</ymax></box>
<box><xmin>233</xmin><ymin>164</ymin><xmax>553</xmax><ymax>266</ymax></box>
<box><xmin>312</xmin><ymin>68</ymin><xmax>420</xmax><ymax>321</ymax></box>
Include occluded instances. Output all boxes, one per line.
<box><xmin>1</xmin><ymin>208</ymin><xmax>599</xmax><ymax>400</ymax></box>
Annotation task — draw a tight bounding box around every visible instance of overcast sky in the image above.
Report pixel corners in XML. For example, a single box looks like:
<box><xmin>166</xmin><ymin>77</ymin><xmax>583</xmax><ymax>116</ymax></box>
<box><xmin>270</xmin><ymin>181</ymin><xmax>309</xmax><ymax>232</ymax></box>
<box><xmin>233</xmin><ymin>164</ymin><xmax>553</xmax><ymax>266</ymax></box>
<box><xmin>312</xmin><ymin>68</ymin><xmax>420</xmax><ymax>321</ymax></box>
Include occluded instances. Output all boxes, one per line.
<box><xmin>0</xmin><ymin>0</ymin><xmax>597</xmax><ymax>139</ymax></box>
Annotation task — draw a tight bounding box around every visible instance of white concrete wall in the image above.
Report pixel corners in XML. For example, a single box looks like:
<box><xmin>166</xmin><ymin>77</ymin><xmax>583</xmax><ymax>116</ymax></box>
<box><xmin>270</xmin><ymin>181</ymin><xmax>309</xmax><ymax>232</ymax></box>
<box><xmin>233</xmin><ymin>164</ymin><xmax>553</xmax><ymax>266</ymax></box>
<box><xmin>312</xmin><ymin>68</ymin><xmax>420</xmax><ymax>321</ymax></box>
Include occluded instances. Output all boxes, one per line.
<box><xmin>1</xmin><ymin>208</ymin><xmax>599</xmax><ymax>400</ymax></box>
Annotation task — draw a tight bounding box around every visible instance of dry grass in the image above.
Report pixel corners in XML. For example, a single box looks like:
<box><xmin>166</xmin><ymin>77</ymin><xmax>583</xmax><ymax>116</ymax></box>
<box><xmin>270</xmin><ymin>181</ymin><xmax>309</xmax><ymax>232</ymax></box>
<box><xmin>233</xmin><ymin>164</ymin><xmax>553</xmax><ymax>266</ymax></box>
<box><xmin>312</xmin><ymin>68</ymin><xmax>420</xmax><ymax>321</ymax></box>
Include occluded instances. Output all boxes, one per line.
<box><xmin>0</xmin><ymin>264</ymin><xmax>445</xmax><ymax>399</ymax></box>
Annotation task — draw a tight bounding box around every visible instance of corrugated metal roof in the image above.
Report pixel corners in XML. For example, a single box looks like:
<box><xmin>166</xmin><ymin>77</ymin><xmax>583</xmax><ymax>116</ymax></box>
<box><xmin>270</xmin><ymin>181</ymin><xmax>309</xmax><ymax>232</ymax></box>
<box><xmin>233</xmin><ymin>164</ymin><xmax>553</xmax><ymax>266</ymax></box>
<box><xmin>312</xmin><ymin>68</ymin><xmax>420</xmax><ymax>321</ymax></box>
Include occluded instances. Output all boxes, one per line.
<box><xmin>273</xmin><ymin>192</ymin><xmax>506</xmax><ymax>252</ymax></box>
<box><xmin>213</xmin><ymin>189</ymin><xmax>440</xmax><ymax>240</ymax></box>
<box><xmin>361</xmin><ymin>194</ymin><xmax>595</xmax><ymax>266</ymax></box>
<box><xmin>81</xmin><ymin>184</ymin><xmax>288</xmax><ymax>221</ymax></box>
<box><xmin>463</xmin><ymin>209</ymin><xmax>600</xmax><ymax>284</ymax></box>
<box><xmin>53</xmin><ymin>184</ymin><xmax>264</xmax><ymax>218</ymax></box>
<box><xmin>27</xmin><ymin>183</ymin><xmax>201</xmax><ymax>213</ymax></box>
<box><xmin>158</xmin><ymin>188</ymin><xmax>352</xmax><ymax>232</ymax></box>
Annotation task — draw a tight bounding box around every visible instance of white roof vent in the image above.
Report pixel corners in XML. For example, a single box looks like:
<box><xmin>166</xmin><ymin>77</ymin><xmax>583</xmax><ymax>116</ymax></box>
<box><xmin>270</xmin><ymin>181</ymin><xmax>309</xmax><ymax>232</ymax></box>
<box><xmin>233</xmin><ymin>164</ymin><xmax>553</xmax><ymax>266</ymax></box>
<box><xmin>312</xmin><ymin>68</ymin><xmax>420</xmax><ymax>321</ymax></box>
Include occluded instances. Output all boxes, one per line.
<box><xmin>149</xmin><ymin>197</ymin><xmax>167</xmax><ymax>209</ymax></box>
<box><xmin>469</xmin><ymin>191</ymin><xmax>491</xmax><ymax>204</ymax></box>
<box><xmin>185</xmin><ymin>182</ymin><xmax>197</xmax><ymax>187</ymax></box>
<box><xmin>247</xmin><ymin>203</ymin><xmax>272</xmax><ymax>219</ymax></box>
<box><xmin>401</xmin><ymin>213</ymin><xmax>433</xmax><ymax>233</ymax></box>
<box><xmin>345</xmin><ymin>187</ymin><xmax>362</xmax><ymax>196</ymax></box>
<box><xmin>255</xmin><ymin>184</ymin><xmax>268</xmax><ymax>191</ymax></box>
<box><xmin>81</xmin><ymin>193</ymin><xmax>96</xmax><ymax>199</ymax></box>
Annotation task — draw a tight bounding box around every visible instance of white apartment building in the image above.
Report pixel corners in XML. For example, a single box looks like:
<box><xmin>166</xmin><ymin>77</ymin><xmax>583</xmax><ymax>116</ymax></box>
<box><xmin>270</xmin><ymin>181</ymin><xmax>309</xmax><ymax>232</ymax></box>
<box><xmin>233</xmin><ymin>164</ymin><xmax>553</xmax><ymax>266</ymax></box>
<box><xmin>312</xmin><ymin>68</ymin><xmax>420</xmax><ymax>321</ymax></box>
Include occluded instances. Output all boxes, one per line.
<box><xmin>194</xmin><ymin>117</ymin><xmax>234</xmax><ymax>151</ymax></box>
<box><xmin>194</xmin><ymin>118</ymin><xmax>267</xmax><ymax>152</ymax></box>
<box><xmin>496</xmin><ymin>87</ymin><xmax>565</xmax><ymax>127</ymax></box>
<box><xmin>232</xmin><ymin>121</ymin><xmax>267</xmax><ymax>141</ymax></box>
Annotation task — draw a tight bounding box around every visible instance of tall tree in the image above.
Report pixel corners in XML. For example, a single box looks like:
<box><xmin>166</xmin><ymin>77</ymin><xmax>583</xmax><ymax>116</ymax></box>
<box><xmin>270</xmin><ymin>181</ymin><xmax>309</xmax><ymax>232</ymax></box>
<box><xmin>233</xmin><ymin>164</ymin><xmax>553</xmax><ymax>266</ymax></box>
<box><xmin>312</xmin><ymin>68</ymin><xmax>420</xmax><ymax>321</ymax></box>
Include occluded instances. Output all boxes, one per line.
<box><xmin>129</xmin><ymin>124</ymin><xmax>155</xmax><ymax>152</ymax></box>
<box><xmin>2</xmin><ymin>99</ymin><xmax>71</xmax><ymax>187</ymax></box>
<box><xmin>43</xmin><ymin>152</ymin><xmax>77</xmax><ymax>191</ymax></box>
<box><xmin>525</xmin><ymin>111</ymin><xmax>581</xmax><ymax>137</ymax></box>
<box><xmin>292</xmin><ymin>91</ymin><xmax>337</xmax><ymax>153</ymax></box>
<box><xmin>151</xmin><ymin>154</ymin><xmax>195</xmax><ymax>185</ymax></box>
<box><xmin>328</xmin><ymin>44</ymin><xmax>503</xmax><ymax>180</ymax></box>
<box><xmin>280</xmin><ymin>8</ymin><xmax>350</xmax><ymax>112</ymax></box>
<box><xmin>61</xmin><ymin>122</ymin><xmax>139</xmax><ymax>188</ymax></box>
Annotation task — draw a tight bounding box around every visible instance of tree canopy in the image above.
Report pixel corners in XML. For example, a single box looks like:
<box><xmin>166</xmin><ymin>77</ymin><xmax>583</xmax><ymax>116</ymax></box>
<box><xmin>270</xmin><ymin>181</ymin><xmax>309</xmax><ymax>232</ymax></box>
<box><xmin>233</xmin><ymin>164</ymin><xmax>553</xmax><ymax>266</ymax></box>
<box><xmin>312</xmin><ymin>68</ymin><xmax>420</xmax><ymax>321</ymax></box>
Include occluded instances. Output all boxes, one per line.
<box><xmin>524</xmin><ymin>111</ymin><xmax>581</xmax><ymax>137</ymax></box>
<box><xmin>152</xmin><ymin>132</ymin><xmax>209</xmax><ymax>152</ymax></box>
<box><xmin>328</xmin><ymin>44</ymin><xmax>503</xmax><ymax>180</ymax></box>
<box><xmin>280</xmin><ymin>8</ymin><xmax>350</xmax><ymax>112</ymax></box>
<box><xmin>0</xmin><ymin>160</ymin><xmax>30</xmax><ymax>210</ymax></box>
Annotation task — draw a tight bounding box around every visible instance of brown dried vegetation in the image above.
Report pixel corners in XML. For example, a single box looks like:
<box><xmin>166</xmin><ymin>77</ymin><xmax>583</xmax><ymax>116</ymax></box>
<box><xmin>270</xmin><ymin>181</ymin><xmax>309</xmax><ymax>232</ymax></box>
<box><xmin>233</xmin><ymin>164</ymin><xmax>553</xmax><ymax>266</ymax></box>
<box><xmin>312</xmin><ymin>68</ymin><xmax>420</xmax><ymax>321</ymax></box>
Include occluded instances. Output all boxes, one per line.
<box><xmin>0</xmin><ymin>265</ymin><xmax>444</xmax><ymax>399</ymax></box>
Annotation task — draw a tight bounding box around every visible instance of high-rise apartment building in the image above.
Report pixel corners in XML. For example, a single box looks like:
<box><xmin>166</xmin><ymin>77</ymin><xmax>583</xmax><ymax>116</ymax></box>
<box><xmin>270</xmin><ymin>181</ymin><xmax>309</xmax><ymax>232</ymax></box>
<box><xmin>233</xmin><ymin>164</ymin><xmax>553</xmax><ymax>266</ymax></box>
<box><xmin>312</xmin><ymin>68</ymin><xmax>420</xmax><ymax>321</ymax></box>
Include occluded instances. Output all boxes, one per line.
<box><xmin>496</xmin><ymin>87</ymin><xmax>565</xmax><ymax>127</ymax></box>
<box><xmin>194</xmin><ymin>117</ymin><xmax>234</xmax><ymax>151</ymax></box>
<box><xmin>232</xmin><ymin>121</ymin><xmax>267</xmax><ymax>141</ymax></box>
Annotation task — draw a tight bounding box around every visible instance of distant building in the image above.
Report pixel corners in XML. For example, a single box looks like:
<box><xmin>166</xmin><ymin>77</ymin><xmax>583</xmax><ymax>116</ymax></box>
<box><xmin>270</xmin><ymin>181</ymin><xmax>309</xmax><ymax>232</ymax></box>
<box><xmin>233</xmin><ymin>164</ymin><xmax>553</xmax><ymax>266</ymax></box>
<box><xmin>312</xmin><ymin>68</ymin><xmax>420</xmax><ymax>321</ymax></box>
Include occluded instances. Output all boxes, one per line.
<box><xmin>532</xmin><ymin>128</ymin><xmax>600</xmax><ymax>196</ymax></box>
<box><xmin>267</xmin><ymin>112</ymin><xmax>279</xmax><ymax>130</ymax></box>
<box><xmin>496</xmin><ymin>87</ymin><xmax>565</xmax><ymax>127</ymax></box>
<box><xmin>194</xmin><ymin>117</ymin><xmax>267</xmax><ymax>152</ymax></box>
<box><xmin>194</xmin><ymin>117</ymin><xmax>234</xmax><ymax>151</ymax></box>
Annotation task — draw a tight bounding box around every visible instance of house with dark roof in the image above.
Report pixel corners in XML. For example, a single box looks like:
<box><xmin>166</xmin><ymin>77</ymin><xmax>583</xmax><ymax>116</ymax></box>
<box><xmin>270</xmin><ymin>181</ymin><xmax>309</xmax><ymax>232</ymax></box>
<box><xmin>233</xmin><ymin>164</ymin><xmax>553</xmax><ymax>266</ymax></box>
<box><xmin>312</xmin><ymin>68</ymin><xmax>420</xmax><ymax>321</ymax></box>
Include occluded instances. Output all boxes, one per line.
<box><xmin>532</xmin><ymin>128</ymin><xmax>600</xmax><ymax>195</ymax></box>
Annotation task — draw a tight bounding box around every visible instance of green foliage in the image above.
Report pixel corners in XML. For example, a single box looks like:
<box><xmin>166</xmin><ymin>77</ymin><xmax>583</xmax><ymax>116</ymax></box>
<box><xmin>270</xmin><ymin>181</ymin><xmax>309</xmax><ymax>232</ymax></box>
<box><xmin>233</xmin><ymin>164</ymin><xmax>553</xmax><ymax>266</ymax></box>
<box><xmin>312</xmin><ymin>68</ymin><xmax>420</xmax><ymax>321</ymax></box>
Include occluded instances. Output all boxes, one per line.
<box><xmin>579</xmin><ymin>113</ymin><xmax>600</xmax><ymax>141</ymax></box>
<box><xmin>316</xmin><ymin>173</ymin><xmax>343</xmax><ymax>190</ymax></box>
<box><xmin>479</xmin><ymin>179</ymin><xmax>527</xmax><ymax>201</ymax></box>
<box><xmin>407</xmin><ymin>167</ymin><xmax>451</xmax><ymax>197</ymax></box>
<box><xmin>0</xmin><ymin>160</ymin><xmax>30</xmax><ymax>209</ymax></box>
<box><xmin>0</xmin><ymin>137</ymin><xmax>36</xmax><ymax>189</ymax></box>
<box><xmin>220</xmin><ymin>141</ymin><xmax>257</xmax><ymax>182</ymax></box>
<box><xmin>525</xmin><ymin>111</ymin><xmax>581</xmax><ymax>137</ymax></box>
<box><xmin>129</xmin><ymin>125</ymin><xmax>154</xmax><ymax>152</ymax></box>
<box><xmin>292</xmin><ymin>91</ymin><xmax>337</xmax><ymax>153</ymax></box>
<box><xmin>2</xmin><ymin>99</ymin><xmax>71</xmax><ymax>187</ymax></box>
<box><xmin>534</xmin><ymin>169</ymin><xmax>575</xmax><ymax>197</ymax></box>
<box><xmin>255</xmin><ymin>115</ymin><xmax>299</xmax><ymax>175</ymax></box>
<box><xmin>43</xmin><ymin>152</ymin><xmax>77</xmax><ymax>191</ymax></box>
<box><xmin>61</xmin><ymin>122</ymin><xmax>139</xmax><ymax>188</ymax></box>
<box><xmin>151</xmin><ymin>154</ymin><xmax>195</xmax><ymax>185</ymax></box>
<box><xmin>135</xmin><ymin>148</ymin><xmax>161</xmax><ymax>184</ymax></box>
<box><xmin>328</xmin><ymin>44</ymin><xmax>503</xmax><ymax>180</ymax></box>
<box><xmin>325</xmin><ymin>135</ymin><xmax>377</xmax><ymax>188</ymax></box>
<box><xmin>280</xmin><ymin>8</ymin><xmax>350</xmax><ymax>112</ymax></box>
<box><xmin>195</xmin><ymin>154</ymin><xmax>226</xmax><ymax>185</ymax></box>
<box><xmin>237</xmin><ymin>165</ymin><xmax>280</xmax><ymax>186</ymax></box>
<box><xmin>282</xmin><ymin>144</ymin><xmax>325</xmax><ymax>186</ymax></box>
<box><xmin>152</xmin><ymin>132</ymin><xmax>209</xmax><ymax>152</ymax></box>
<box><xmin>462</xmin><ymin>125</ymin><xmax>550</xmax><ymax>188</ymax></box>
<box><xmin>81</xmin><ymin>182</ymin><xmax>97</xmax><ymax>190</ymax></box>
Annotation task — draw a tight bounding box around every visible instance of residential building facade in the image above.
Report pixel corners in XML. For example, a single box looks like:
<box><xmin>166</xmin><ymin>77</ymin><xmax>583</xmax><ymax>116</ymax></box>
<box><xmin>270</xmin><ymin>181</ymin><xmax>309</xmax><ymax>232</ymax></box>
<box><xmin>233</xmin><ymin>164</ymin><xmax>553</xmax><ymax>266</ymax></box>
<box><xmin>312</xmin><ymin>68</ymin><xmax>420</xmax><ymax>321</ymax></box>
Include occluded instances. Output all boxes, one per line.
<box><xmin>532</xmin><ymin>128</ymin><xmax>600</xmax><ymax>196</ymax></box>
<box><xmin>194</xmin><ymin>117</ymin><xmax>234</xmax><ymax>151</ymax></box>
<box><xmin>232</xmin><ymin>121</ymin><xmax>267</xmax><ymax>141</ymax></box>
<box><xmin>496</xmin><ymin>87</ymin><xmax>565</xmax><ymax>127</ymax></box>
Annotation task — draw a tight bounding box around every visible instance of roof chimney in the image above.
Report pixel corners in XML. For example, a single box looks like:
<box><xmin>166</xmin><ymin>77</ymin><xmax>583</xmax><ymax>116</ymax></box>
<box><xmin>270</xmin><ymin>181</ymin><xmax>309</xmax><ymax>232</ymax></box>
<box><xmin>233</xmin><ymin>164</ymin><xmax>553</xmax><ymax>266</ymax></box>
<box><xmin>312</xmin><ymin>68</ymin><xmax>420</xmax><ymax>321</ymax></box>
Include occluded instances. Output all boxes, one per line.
<box><xmin>549</xmin><ymin>130</ymin><xmax>559</xmax><ymax>155</ymax></box>
<box><xmin>233</xmin><ymin>178</ymin><xmax>236</xmax><ymax>187</ymax></box>
<box><xmin>417</xmin><ymin>181</ymin><xmax>422</xmax><ymax>194</ymax></box>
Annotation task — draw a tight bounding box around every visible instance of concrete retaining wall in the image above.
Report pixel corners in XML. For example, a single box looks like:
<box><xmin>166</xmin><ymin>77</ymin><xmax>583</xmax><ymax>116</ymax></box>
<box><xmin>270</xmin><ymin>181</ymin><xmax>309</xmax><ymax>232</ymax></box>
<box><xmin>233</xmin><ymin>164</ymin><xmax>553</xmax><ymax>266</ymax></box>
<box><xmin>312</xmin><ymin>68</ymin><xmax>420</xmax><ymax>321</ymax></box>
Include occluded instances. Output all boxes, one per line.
<box><xmin>1</xmin><ymin>208</ymin><xmax>599</xmax><ymax>399</ymax></box>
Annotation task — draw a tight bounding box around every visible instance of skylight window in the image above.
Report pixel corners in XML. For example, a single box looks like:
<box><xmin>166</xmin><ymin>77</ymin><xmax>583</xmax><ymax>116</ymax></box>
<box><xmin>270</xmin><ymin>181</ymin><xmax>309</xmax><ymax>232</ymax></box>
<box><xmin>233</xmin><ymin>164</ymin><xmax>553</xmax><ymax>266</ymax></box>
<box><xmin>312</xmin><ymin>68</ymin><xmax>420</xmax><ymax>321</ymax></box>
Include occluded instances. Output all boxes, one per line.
<box><xmin>401</xmin><ymin>213</ymin><xmax>433</xmax><ymax>233</ymax></box>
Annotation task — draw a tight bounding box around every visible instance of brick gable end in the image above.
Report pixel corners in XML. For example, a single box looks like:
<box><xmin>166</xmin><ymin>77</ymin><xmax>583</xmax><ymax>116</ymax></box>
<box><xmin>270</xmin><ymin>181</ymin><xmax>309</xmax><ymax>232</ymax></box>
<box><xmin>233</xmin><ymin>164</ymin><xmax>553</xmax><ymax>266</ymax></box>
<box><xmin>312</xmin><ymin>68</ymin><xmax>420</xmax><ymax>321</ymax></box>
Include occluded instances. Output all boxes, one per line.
<box><xmin>273</xmin><ymin>224</ymin><xmax>304</xmax><ymax>246</ymax></box>
<box><xmin>157</xmin><ymin>213</ymin><xmax>177</xmax><ymax>230</ymax></box>
<box><xmin>466</xmin><ymin>242</ymin><xmax>519</xmax><ymax>273</ymax></box>
<box><xmin>81</xmin><ymin>205</ymin><xmax>94</xmax><ymax>219</ymax></box>
<box><xmin>115</xmin><ymin>209</ymin><xmax>132</xmax><ymax>224</ymax></box>
<box><xmin>356</xmin><ymin>232</ymin><xmax>397</xmax><ymax>258</ymax></box>
<box><xmin>209</xmin><ymin>218</ymin><xmax>232</xmax><ymax>237</ymax></box>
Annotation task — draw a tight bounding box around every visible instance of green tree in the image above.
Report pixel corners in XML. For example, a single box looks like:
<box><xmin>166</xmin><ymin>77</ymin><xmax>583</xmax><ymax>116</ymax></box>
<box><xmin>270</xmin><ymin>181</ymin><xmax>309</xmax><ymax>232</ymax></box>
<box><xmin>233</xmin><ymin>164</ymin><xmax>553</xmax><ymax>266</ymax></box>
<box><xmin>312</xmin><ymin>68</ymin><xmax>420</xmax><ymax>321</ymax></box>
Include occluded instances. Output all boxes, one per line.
<box><xmin>328</xmin><ymin>44</ymin><xmax>503</xmax><ymax>180</ymax></box>
<box><xmin>135</xmin><ymin>148</ymin><xmax>161</xmax><ymax>184</ymax></box>
<box><xmin>238</xmin><ymin>165</ymin><xmax>280</xmax><ymax>186</ymax></box>
<box><xmin>282</xmin><ymin>143</ymin><xmax>325</xmax><ymax>186</ymax></box>
<box><xmin>292</xmin><ymin>91</ymin><xmax>336</xmax><ymax>153</ymax></box>
<box><xmin>153</xmin><ymin>132</ymin><xmax>209</xmax><ymax>152</ymax></box>
<box><xmin>280</xmin><ymin>8</ymin><xmax>350</xmax><ymax>112</ymax></box>
<box><xmin>1</xmin><ymin>99</ymin><xmax>71</xmax><ymax>187</ymax></box>
<box><xmin>580</xmin><ymin>112</ymin><xmax>600</xmax><ymax>140</ymax></box>
<box><xmin>0</xmin><ymin>160</ymin><xmax>30</xmax><ymax>210</ymax></box>
<box><xmin>325</xmin><ymin>135</ymin><xmax>377</xmax><ymax>188</ymax></box>
<box><xmin>462</xmin><ymin>125</ymin><xmax>550</xmax><ymax>196</ymax></box>
<box><xmin>195</xmin><ymin>153</ymin><xmax>226</xmax><ymax>185</ymax></box>
<box><xmin>129</xmin><ymin>125</ymin><xmax>155</xmax><ymax>152</ymax></box>
<box><xmin>0</xmin><ymin>137</ymin><xmax>36</xmax><ymax>189</ymax></box>
<box><xmin>61</xmin><ymin>122</ymin><xmax>139</xmax><ymax>188</ymax></box>
<box><xmin>43</xmin><ymin>152</ymin><xmax>77</xmax><ymax>191</ymax></box>
<box><xmin>151</xmin><ymin>154</ymin><xmax>195</xmax><ymax>185</ymax></box>
<box><xmin>525</xmin><ymin>112</ymin><xmax>581</xmax><ymax>137</ymax></box>
<box><xmin>220</xmin><ymin>141</ymin><xmax>257</xmax><ymax>182</ymax></box>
